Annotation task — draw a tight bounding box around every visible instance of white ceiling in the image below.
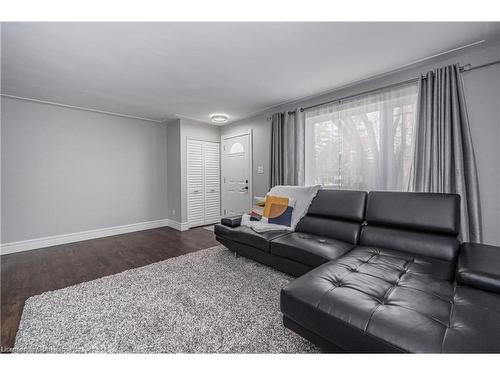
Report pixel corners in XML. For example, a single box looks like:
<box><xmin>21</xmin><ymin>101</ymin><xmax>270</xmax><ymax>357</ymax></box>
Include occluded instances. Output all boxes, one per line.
<box><xmin>1</xmin><ymin>22</ymin><xmax>499</xmax><ymax>124</ymax></box>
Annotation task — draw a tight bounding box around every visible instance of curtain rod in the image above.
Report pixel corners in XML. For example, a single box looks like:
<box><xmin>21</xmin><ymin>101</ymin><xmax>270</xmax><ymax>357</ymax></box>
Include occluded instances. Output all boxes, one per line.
<box><xmin>286</xmin><ymin>60</ymin><xmax>500</xmax><ymax>115</ymax></box>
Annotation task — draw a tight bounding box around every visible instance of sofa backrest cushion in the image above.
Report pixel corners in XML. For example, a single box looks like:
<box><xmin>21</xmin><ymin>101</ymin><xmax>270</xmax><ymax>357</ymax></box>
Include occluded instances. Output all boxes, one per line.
<box><xmin>296</xmin><ymin>189</ymin><xmax>367</xmax><ymax>244</ymax></box>
<box><xmin>365</xmin><ymin>191</ymin><xmax>460</xmax><ymax>235</ymax></box>
<box><xmin>362</xmin><ymin>191</ymin><xmax>461</xmax><ymax>261</ymax></box>
<box><xmin>360</xmin><ymin>226</ymin><xmax>460</xmax><ymax>261</ymax></box>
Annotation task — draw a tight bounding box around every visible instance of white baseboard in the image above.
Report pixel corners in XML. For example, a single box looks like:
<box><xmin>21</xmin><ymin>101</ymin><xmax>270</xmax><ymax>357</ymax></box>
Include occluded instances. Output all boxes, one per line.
<box><xmin>0</xmin><ymin>218</ymin><xmax>190</xmax><ymax>255</ymax></box>
<box><xmin>167</xmin><ymin>220</ymin><xmax>190</xmax><ymax>231</ymax></box>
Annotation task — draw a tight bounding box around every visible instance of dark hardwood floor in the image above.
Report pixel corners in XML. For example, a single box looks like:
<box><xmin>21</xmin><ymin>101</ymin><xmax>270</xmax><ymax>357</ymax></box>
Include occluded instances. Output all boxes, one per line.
<box><xmin>0</xmin><ymin>226</ymin><xmax>219</xmax><ymax>352</ymax></box>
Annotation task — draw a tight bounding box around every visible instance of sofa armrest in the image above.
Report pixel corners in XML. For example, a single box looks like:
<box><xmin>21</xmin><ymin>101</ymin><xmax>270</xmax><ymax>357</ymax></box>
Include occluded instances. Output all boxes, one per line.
<box><xmin>457</xmin><ymin>243</ymin><xmax>500</xmax><ymax>294</ymax></box>
<box><xmin>221</xmin><ymin>215</ymin><xmax>242</xmax><ymax>228</ymax></box>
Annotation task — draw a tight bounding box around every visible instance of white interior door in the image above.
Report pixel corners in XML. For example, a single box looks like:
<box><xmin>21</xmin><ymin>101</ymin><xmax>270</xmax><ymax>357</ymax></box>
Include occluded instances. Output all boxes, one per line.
<box><xmin>203</xmin><ymin>142</ymin><xmax>220</xmax><ymax>224</ymax></box>
<box><xmin>221</xmin><ymin>130</ymin><xmax>252</xmax><ymax>216</ymax></box>
<box><xmin>187</xmin><ymin>140</ymin><xmax>205</xmax><ymax>227</ymax></box>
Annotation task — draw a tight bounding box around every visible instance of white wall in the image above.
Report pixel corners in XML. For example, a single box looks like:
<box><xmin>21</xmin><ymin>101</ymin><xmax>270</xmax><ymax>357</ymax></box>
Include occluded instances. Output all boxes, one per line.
<box><xmin>221</xmin><ymin>43</ymin><xmax>500</xmax><ymax>246</ymax></box>
<box><xmin>1</xmin><ymin>97</ymin><xmax>168</xmax><ymax>244</ymax></box>
<box><xmin>463</xmin><ymin>60</ymin><xmax>500</xmax><ymax>246</ymax></box>
<box><xmin>166</xmin><ymin>119</ymin><xmax>182</xmax><ymax>223</ymax></box>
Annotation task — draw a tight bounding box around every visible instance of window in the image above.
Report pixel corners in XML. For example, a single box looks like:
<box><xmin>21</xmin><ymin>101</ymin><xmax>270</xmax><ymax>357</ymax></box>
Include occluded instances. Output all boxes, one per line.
<box><xmin>305</xmin><ymin>83</ymin><xmax>418</xmax><ymax>191</ymax></box>
<box><xmin>229</xmin><ymin>142</ymin><xmax>244</xmax><ymax>154</ymax></box>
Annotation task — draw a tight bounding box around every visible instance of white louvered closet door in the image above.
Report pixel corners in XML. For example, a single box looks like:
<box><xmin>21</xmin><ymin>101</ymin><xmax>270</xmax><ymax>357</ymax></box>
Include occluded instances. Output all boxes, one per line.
<box><xmin>187</xmin><ymin>140</ymin><xmax>205</xmax><ymax>227</ymax></box>
<box><xmin>203</xmin><ymin>142</ymin><xmax>220</xmax><ymax>224</ymax></box>
<box><xmin>187</xmin><ymin>140</ymin><xmax>220</xmax><ymax>228</ymax></box>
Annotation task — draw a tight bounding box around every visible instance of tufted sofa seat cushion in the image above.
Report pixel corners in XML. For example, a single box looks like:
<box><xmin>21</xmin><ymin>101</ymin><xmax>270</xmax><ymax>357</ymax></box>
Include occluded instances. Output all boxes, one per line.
<box><xmin>213</xmin><ymin>224</ymin><xmax>289</xmax><ymax>252</ymax></box>
<box><xmin>281</xmin><ymin>246</ymin><xmax>500</xmax><ymax>352</ymax></box>
<box><xmin>270</xmin><ymin>232</ymin><xmax>355</xmax><ymax>268</ymax></box>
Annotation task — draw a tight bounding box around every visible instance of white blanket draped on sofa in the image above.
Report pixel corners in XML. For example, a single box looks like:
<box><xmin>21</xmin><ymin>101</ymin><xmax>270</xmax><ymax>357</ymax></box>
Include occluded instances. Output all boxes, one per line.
<box><xmin>241</xmin><ymin>185</ymin><xmax>321</xmax><ymax>233</ymax></box>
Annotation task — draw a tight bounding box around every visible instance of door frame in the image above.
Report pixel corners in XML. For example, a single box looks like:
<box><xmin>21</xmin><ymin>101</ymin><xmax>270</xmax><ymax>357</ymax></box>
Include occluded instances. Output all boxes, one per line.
<box><xmin>220</xmin><ymin>129</ymin><xmax>253</xmax><ymax>217</ymax></box>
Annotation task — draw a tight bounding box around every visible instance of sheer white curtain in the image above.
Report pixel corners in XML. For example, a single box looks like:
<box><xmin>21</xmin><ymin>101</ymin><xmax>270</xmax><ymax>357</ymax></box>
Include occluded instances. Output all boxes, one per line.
<box><xmin>305</xmin><ymin>83</ymin><xmax>418</xmax><ymax>191</ymax></box>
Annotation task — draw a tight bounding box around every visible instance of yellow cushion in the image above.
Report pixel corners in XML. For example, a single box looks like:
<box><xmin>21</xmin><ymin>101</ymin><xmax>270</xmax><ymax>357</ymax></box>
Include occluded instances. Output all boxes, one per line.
<box><xmin>263</xmin><ymin>195</ymin><xmax>290</xmax><ymax>219</ymax></box>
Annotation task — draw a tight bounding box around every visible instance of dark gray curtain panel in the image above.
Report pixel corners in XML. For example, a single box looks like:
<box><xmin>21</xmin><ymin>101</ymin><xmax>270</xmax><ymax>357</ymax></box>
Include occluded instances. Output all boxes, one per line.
<box><xmin>408</xmin><ymin>64</ymin><xmax>482</xmax><ymax>242</ymax></box>
<box><xmin>270</xmin><ymin>112</ymin><xmax>285</xmax><ymax>187</ymax></box>
<box><xmin>270</xmin><ymin>108</ymin><xmax>305</xmax><ymax>187</ymax></box>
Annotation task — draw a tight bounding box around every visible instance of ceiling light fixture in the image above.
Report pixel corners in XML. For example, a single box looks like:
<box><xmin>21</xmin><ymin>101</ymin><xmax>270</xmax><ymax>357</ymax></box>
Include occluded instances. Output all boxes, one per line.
<box><xmin>210</xmin><ymin>113</ymin><xmax>229</xmax><ymax>124</ymax></box>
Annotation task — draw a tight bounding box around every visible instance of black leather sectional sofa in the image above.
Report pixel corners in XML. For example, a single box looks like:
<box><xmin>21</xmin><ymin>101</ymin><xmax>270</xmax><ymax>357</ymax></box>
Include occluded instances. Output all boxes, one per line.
<box><xmin>214</xmin><ymin>190</ymin><xmax>500</xmax><ymax>353</ymax></box>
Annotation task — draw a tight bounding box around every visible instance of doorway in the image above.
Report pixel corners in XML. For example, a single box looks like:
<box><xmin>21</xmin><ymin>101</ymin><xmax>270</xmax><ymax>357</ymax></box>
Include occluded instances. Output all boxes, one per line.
<box><xmin>221</xmin><ymin>130</ymin><xmax>253</xmax><ymax>217</ymax></box>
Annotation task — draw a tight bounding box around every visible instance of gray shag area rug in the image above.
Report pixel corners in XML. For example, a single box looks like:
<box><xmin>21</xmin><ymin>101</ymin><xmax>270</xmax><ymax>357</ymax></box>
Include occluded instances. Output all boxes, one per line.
<box><xmin>14</xmin><ymin>245</ymin><xmax>319</xmax><ymax>353</ymax></box>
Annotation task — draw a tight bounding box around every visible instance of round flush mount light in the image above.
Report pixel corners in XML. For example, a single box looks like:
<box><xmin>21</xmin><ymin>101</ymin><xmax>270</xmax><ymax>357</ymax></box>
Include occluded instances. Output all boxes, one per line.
<box><xmin>210</xmin><ymin>113</ymin><xmax>229</xmax><ymax>124</ymax></box>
